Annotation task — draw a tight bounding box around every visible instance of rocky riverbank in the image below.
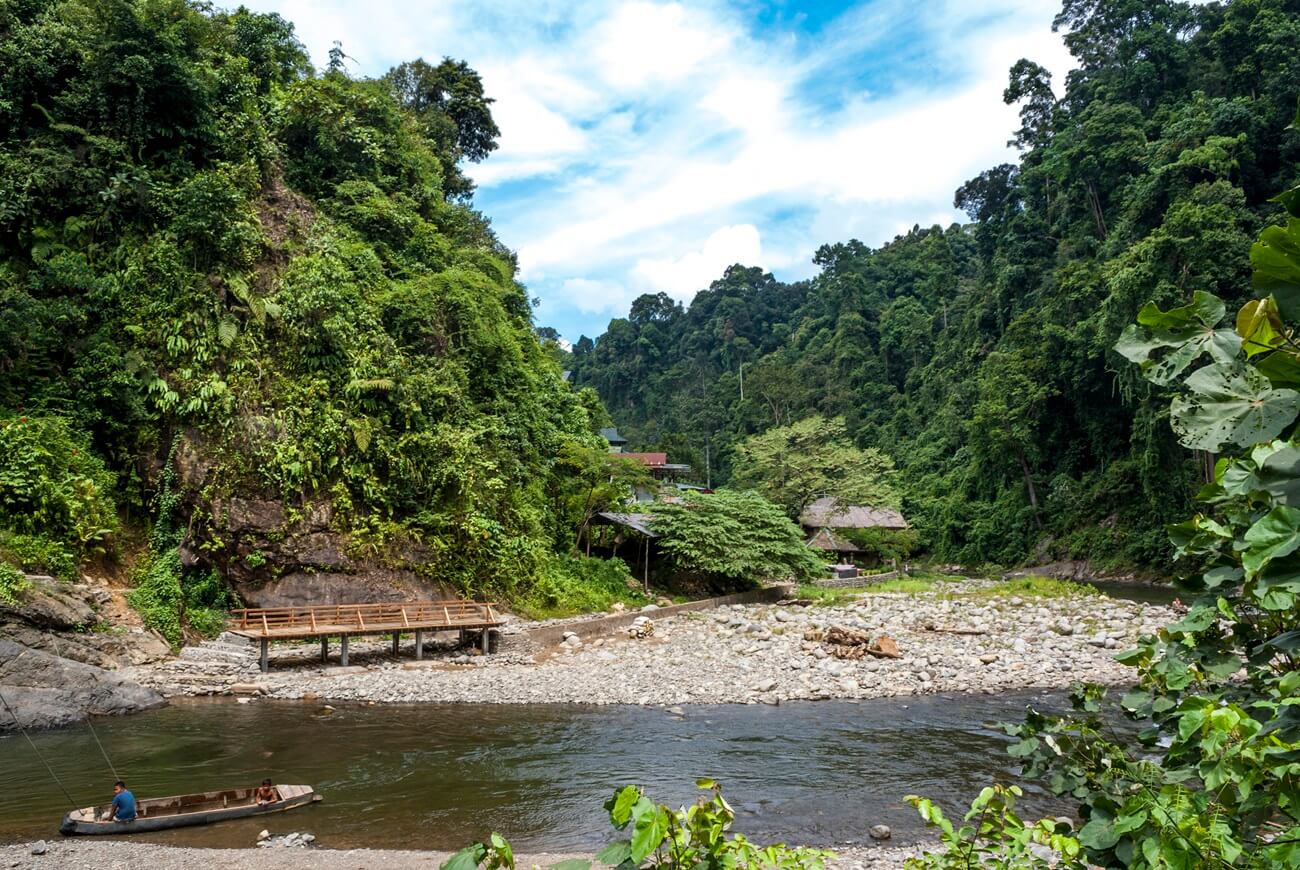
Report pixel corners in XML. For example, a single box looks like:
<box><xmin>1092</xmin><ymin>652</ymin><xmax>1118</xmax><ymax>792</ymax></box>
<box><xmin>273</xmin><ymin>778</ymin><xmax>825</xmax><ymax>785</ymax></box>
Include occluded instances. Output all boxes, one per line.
<box><xmin>1</xmin><ymin>574</ymin><xmax>170</xmax><ymax>730</ymax></box>
<box><xmin>127</xmin><ymin>579</ymin><xmax>1172</xmax><ymax>706</ymax></box>
<box><xmin>2</xmin><ymin>839</ymin><xmax>922</xmax><ymax>869</ymax></box>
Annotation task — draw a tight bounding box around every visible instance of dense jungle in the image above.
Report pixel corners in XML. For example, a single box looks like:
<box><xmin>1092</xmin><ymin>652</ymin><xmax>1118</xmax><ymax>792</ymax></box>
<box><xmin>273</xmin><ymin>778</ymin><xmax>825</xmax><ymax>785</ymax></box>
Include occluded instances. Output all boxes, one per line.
<box><xmin>568</xmin><ymin>0</ymin><xmax>1300</xmax><ymax>571</ymax></box>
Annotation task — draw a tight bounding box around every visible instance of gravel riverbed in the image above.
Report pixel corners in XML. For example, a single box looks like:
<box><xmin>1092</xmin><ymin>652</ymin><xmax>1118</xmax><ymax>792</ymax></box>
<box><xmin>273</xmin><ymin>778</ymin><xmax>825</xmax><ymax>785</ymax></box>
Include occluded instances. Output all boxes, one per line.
<box><xmin>3</xmin><ymin>839</ymin><xmax>923</xmax><ymax>869</ymax></box>
<box><xmin>126</xmin><ymin>581</ymin><xmax>1172</xmax><ymax>706</ymax></box>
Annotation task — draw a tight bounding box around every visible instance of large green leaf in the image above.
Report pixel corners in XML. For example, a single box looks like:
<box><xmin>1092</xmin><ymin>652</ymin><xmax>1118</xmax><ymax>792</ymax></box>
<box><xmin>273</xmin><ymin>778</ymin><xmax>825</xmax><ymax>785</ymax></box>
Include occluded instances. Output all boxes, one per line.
<box><xmin>594</xmin><ymin>841</ymin><xmax>631</xmax><ymax>867</ymax></box>
<box><xmin>1271</xmin><ymin>182</ymin><xmax>1300</xmax><ymax>219</ymax></box>
<box><xmin>1242</xmin><ymin>506</ymin><xmax>1300</xmax><ymax>576</ymax></box>
<box><xmin>1256</xmin><ymin>445</ymin><xmax>1300</xmax><ymax>504</ymax></box>
<box><xmin>1078</xmin><ymin>817</ymin><xmax>1121</xmax><ymax>850</ymax></box>
<box><xmin>1236</xmin><ymin>298</ymin><xmax>1286</xmax><ymax>358</ymax></box>
<box><xmin>629</xmin><ymin>807</ymin><xmax>669</xmax><ymax>862</ymax></box>
<box><xmin>1252</xmin><ymin>218</ymin><xmax>1300</xmax><ymax>320</ymax></box>
<box><xmin>1170</xmin><ymin>364</ymin><xmax>1300</xmax><ymax>451</ymax></box>
<box><xmin>606</xmin><ymin>786</ymin><xmax>640</xmax><ymax>827</ymax></box>
<box><xmin>1114</xmin><ymin>291</ymin><xmax>1240</xmax><ymax>386</ymax></box>
<box><xmin>1254</xmin><ymin>553</ymin><xmax>1300</xmax><ymax>609</ymax></box>
<box><xmin>1255</xmin><ymin>350</ymin><xmax>1300</xmax><ymax>387</ymax></box>
<box><xmin>441</xmin><ymin>844</ymin><xmax>487</xmax><ymax>870</ymax></box>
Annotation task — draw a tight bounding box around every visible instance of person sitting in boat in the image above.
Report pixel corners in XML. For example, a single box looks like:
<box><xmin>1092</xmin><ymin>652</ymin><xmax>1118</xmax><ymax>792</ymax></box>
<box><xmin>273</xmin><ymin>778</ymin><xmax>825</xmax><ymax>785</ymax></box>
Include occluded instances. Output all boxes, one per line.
<box><xmin>254</xmin><ymin>779</ymin><xmax>279</xmax><ymax>806</ymax></box>
<box><xmin>105</xmin><ymin>781</ymin><xmax>136</xmax><ymax>823</ymax></box>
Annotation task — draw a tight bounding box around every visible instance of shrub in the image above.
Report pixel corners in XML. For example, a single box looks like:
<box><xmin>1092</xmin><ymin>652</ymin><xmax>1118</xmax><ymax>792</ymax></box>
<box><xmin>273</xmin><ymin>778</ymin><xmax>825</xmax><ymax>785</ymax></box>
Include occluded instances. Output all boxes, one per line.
<box><xmin>518</xmin><ymin>555</ymin><xmax>640</xmax><ymax>618</ymax></box>
<box><xmin>128</xmin><ymin>547</ymin><xmax>183</xmax><ymax>645</ymax></box>
<box><xmin>0</xmin><ymin>562</ymin><xmax>29</xmax><ymax>606</ymax></box>
<box><xmin>0</xmin><ymin>416</ymin><xmax>118</xmax><ymax>558</ymax></box>
<box><xmin>443</xmin><ymin>780</ymin><xmax>833</xmax><ymax>870</ymax></box>
<box><xmin>904</xmin><ymin>785</ymin><xmax>1082</xmax><ymax>869</ymax></box>
<box><xmin>0</xmin><ymin>532</ymin><xmax>77</xmax><ymax>581</ymax></box>
<box><xmin>128</xmin><ymin>547</ymin><xmax>230</xmax><ymax>646</ymax></box>
<box><xmin>650</xmin><ymin>490</ymin><xmax>824</xmax><ymax>586</ymax></box>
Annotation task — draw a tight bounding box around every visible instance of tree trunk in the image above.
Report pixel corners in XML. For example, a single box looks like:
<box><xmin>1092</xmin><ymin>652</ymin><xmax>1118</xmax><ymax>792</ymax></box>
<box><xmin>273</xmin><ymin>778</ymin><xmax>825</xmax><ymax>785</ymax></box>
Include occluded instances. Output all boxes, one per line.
<box><xmin>1086</xmin><ymin>181</ymin><xmax>1107</xmax><ymax>239</ymax></box>
<box><xmin>1018</xmin><ymin>448</ymin><xmax>1043</xmax><ymax>530</ymax></box>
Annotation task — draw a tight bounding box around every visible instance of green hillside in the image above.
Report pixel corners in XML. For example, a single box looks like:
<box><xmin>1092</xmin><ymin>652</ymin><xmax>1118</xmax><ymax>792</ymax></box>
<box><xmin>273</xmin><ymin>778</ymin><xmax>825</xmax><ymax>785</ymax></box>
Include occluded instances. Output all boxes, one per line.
<box><xmin>0</xmin><ymin>0</ymin><xmax>610</xmax><ymax>627</ymax></box>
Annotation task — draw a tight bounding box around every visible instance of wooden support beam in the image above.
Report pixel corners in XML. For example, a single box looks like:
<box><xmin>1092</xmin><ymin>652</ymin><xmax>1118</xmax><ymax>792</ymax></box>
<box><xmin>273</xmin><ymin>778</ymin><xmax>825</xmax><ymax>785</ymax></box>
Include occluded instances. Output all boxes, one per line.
<box><xmin>340</xmin><ymin>634</ymin><xmax>349</xmax><ymax>667</ymax></box>
<box><xmin>480</xmin><ymin>628</ymin><xmax>489</xmax><ymax>655</ymax></box>
<box><xmin>391</xmin><ymin>632</ymin><xmax>399</xmax><ymax>657</ymax></box>
<box><xmin>320</xmin><ymin>636</ymin><xmax>328</xmax><ymax>663</ymax></box>
<box><xmin>415</xmin><ymin>630</ymin><xmax>423</xmax><ymax>660</ymax></box>
<box><xmin>259</xmin><ymin>638</ymin><xmax>269</xmax><ymax>673</ymax></box>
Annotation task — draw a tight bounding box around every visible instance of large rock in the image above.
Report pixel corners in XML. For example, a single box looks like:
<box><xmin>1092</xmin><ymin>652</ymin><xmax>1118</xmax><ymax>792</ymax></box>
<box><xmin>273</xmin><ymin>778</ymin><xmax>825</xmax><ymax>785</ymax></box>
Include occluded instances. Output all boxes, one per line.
<box><xmin>0</xmin><ymin>640</ymin><xmax>165</xmax><ymax>731</ymax></box>
<box><xmin>1</xmin><ymin>622</ymin><xmax>171</xmax><ymax>669</ymax></box>
<box><xmin>0</xmin><ymin>576</ymin><xmax>95</xmax><ymax>630</ymax></box>
<box><xmin>177</xmin><ymin>434</ymin><xmax>457</xmax><ymax>607</ymax></box>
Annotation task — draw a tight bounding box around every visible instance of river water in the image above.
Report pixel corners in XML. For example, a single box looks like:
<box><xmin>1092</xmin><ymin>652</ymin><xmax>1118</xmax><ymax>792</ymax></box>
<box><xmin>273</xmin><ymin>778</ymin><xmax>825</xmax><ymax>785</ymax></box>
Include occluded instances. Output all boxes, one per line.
<box><xmin>0</xmin><ymin>691</ymin><xmax>1076</xmax><ymax>851</ymax></box>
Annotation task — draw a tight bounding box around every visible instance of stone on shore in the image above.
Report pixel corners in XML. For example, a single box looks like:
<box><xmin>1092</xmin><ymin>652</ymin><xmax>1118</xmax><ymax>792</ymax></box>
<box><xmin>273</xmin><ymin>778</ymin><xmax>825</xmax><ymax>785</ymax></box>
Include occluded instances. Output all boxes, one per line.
<box><xmin>0</xmin><ymin>639</ymin><xmax>165</xmax><ymax>731</ymax></box>
<box><xmin>127</xmin><ymin>578</ymin><xmax>1172</xmax><ymax>709</ymax></box>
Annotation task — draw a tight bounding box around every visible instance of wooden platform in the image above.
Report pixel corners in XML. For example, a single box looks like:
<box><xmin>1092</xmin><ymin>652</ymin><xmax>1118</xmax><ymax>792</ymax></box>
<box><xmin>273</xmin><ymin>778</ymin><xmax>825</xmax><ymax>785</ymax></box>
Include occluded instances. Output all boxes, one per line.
<box><xmin>228</xmin><ymin>601</ymin><xmax>503</xmax><ymax>671</ymax></box>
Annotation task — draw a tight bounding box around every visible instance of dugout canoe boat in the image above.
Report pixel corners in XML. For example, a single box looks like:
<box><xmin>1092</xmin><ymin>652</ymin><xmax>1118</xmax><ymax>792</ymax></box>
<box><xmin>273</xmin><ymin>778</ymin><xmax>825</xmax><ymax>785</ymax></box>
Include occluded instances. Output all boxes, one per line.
<box><xmin>59</xmin><ymin>784</ymin><xmax>320</xmax><ymax>835</ymax></box>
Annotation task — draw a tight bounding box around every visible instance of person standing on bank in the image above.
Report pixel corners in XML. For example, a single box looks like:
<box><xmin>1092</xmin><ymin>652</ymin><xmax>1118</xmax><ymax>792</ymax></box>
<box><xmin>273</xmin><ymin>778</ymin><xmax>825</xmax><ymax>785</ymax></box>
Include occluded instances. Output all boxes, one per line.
<box><xmin>105</xmin><ymin>781</ymin><xmax>136</xmax><ymax>823</ymax></box>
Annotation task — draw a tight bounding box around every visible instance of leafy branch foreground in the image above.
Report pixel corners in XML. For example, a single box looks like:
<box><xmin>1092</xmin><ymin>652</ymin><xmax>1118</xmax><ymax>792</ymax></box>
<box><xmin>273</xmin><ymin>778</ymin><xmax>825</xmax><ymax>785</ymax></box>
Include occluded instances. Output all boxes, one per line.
<box><xmin>443</xmin><ymin>780</ymin><xmax>833</xmax><ymax>870</ymax></box>
<box><xmin>904</xmin><ymin>177</ymin><xmax>1300</xmax><ymax>868</ymax></box>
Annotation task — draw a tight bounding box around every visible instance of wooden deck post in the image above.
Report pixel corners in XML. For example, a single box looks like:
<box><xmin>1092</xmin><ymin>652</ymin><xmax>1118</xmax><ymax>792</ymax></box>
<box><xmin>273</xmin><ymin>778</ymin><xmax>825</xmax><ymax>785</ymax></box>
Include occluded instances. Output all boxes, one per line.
<box><xmin>391</xmin><ymin>632</ymin><xmax>399</xmax><ymax>657</ymax></box>
<box><xmin>259</xmin><ymin>638</ymin><xmax>269</xmax><ymax>673</ymax></box>
<box><xmin>340</xmin><ymin>634</ymin><xmax>349</xmax><ymax>667</ymax></box>
<box><xmin>480</xmin><ymin>628</ymin><xmax>489</xmax><ymax>655</ymax></box>
<box><xmin>415</xmin><ymin>630</ymin><xmax>424</xmax><ymax>660</ymax></box>
<box><xmin>320</xmin><ymin>636</ymin><xmax>329</xmax><ymax>663</ymax></box>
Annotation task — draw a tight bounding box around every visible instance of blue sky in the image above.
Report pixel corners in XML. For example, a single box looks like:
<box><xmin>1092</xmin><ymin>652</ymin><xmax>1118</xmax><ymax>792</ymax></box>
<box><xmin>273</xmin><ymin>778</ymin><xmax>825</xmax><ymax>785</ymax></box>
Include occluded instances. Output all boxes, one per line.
<box><xmin>241</xmin><ymin>1</ymin><xmax>1074</xmax><ymax>342</ymax></box>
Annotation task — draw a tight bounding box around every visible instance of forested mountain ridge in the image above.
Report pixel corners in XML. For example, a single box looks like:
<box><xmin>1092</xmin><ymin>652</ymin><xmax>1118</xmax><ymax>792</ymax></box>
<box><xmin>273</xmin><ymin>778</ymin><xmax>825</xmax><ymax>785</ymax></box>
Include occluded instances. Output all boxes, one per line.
<box><xmin>0</xmin><ymin>0</ymin><xmax>608</xmax><ymax>620</ymax></box>
<box><xmin>569</xmin><ymin>0</ymin><xmax>1300</xmax><ymax>570</ymax></box>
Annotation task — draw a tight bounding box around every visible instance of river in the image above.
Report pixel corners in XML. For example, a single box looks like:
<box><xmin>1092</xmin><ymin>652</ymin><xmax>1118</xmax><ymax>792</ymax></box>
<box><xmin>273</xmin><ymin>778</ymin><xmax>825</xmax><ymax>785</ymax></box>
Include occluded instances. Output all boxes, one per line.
<box><xmin>0</xmin><ymin>690</ymin><xmax>1077</xmax><ymax>851</ymax></box>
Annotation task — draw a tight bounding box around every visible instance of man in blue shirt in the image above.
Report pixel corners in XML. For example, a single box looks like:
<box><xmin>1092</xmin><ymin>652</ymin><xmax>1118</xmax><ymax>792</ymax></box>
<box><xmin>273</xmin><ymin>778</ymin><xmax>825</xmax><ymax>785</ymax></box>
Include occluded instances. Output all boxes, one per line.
<box><xmin>107</xmin><ymin>780</ymin><xmax>136</xmax><ymax>823</ymax></box>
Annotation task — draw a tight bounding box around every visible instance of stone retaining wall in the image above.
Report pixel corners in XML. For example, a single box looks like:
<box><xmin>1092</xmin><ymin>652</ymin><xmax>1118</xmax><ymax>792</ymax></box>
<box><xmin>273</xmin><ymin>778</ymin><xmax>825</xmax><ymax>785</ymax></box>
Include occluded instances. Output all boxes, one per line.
<box><xmin>521</xmin><ymin>584</ymin><xmax>793</xmax><ymax>648</ymax></box>
<box><xmin>812</xmin><ymin>571</ymin><xmax>900</xmax><ymax>589</ymax></box>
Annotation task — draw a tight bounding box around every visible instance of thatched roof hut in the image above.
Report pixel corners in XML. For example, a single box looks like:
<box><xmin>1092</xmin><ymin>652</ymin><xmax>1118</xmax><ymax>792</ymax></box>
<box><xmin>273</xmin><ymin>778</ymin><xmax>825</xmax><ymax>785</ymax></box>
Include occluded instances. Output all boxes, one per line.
<box><xmin>799</xmin><ymin>497</ymin><xmax>907</xmax><ymax>531</ymax></box>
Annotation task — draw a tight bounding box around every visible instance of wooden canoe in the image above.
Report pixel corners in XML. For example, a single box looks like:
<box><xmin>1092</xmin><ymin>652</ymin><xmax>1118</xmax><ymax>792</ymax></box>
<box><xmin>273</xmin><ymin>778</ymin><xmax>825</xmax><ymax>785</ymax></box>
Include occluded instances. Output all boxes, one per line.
<box><xmin>59</xmin><ymin>784</ymin><xmax>320</xmax><ymax>836</ymax></box>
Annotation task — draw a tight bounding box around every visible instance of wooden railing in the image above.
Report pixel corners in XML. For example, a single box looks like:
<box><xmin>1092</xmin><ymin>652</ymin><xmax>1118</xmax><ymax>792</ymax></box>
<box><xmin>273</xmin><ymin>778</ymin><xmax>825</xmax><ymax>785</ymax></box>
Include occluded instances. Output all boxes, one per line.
<box><xmin>228</xmin><ymin>600</ymin><xmax>500</xmax><ymax>637</ymax></box>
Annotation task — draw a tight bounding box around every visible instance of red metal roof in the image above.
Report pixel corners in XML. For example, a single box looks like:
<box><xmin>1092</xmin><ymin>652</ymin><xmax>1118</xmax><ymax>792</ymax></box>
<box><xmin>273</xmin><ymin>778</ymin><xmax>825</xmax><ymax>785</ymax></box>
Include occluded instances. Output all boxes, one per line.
<box><xmin>621</xmin><ymin>452</ymin><xmax>668</xmax><ymax>467</ymax></box>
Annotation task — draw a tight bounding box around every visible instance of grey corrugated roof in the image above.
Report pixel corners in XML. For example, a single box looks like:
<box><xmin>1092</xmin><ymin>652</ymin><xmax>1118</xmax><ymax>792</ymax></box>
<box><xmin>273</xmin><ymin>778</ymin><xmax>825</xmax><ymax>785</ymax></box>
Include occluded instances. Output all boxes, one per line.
<box><xmin>592</xmin><ymin>511</ymin><xmax>658</xmax><ymax>538</ymax></box>
<box><xmin>800</xmin><ymin>496</ymin><xmax>908</xmax><ymax>530</ymax></box>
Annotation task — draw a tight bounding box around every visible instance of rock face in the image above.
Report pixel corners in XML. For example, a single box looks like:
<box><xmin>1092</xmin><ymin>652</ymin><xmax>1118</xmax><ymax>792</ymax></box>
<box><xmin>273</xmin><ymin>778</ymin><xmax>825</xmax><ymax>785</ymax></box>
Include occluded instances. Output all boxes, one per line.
<box><xmin>0</xmin><ymin>575</ymin><xmax>171</xmax><ymax>671</ymax></box>
<box><xmin>0</xmin><ymin>640</ymin><xmax>165</xmax><ymax>731</ymax></box>
<box><xmin>0</xmin><ymin>575</ymin><xmax>95</xmax><ymax>630</ymax></box>
<box><xmin>177</xmin><ymin>438</ymin><xmax>456</xmax><ymax>607</ymax></box>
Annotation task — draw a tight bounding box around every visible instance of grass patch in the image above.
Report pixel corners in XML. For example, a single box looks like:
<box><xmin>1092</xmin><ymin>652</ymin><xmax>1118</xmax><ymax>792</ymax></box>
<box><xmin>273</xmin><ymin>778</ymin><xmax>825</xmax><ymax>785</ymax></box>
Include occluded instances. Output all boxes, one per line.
<box><xmin>870</xmin><ymin>578</ymin><xmax>940</xmax><ymax>594</ymax></box>
<box><xmin>964</xmin><ymin>575</ymin><xmax>1101</xmax><ymax>601</ymax></box>
<box><xmin>513</xmin><ymin>554</ymin><xmax>648</xmax><ymax>619</ymax></box>
<box><xmin>796</xmin><ymin>574</ymin><xmax>957</xmax><ymax>604</ymax></box>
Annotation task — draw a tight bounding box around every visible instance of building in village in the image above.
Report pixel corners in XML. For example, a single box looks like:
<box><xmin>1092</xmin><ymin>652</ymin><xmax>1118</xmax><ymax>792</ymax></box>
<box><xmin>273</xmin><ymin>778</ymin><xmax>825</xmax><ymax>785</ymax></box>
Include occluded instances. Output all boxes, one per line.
<box><xmin>799</xmin><ymin>496</ymin><xmax>909</xmax><ymax>566</ymax></box>
<box><xmin>601</xmin><ymin>428</ymin><xmax>694</xmax><ymax>489</ymax></box>
<box><xmin>600</xmin><ymin>426</ymin><xmax>628</xmax><ymax>453</ymax></box>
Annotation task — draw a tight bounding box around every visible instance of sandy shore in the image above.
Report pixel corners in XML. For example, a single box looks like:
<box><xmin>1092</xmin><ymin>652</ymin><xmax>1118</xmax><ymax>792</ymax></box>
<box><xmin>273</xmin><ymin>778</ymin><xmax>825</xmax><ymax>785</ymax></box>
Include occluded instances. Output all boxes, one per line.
<box><xmin>3</xmin><ymin>839</ymin><xmax>925</xmax><ymax>869</ymax></box>
<box><xmin>126</xmin><ymin>580</ymin><xmax>1171</xmax><ymax>707</ymax></box>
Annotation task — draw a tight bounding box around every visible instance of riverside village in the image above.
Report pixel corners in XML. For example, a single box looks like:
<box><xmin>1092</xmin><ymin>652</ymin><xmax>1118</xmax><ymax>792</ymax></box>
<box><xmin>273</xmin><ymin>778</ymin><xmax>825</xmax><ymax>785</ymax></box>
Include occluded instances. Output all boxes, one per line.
<box><xmin>2</xmin><ymin>2</ymin><xmax>1299</xmax><ymax>869</ymax></box>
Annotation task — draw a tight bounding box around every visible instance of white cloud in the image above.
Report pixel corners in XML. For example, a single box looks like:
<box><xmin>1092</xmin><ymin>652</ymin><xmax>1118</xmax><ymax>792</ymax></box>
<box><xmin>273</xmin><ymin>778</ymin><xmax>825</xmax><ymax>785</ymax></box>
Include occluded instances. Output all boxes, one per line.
<box><xmin>238</xmin><ymin>0</ymin><xmax>1077</xmax><ymax>337</ymax></box>
<box><xmin>557</xmin><ymin>277</ymin><xmax>634</xmax><ymax>314</ymax></box>
<box><xmin>633</xmin><ymin>224</ymin><xmax>763</xmax><ymax>301</ymax></box>
<box><xmin>592</xmin><ymin>2</ymin><xmax>732</xmax><ymax>89</ymax></box>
